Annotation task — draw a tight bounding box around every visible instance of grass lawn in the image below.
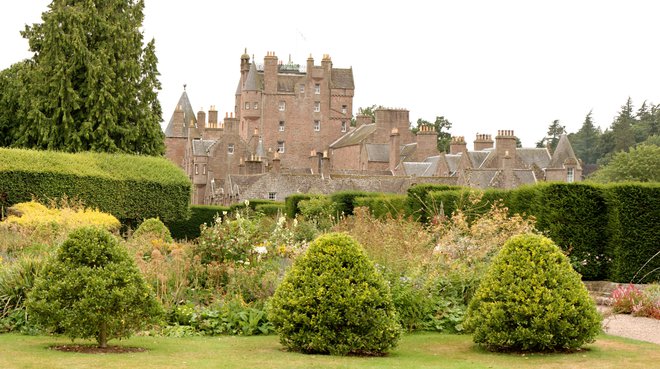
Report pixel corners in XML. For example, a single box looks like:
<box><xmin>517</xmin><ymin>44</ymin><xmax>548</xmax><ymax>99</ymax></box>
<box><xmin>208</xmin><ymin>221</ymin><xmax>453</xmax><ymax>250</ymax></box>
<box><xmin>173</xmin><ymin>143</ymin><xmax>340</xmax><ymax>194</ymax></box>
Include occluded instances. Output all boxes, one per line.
<box><xmin>1</xmin><ymin>332</ymin><xmax>657</xmax><ymax>369</ymax></box>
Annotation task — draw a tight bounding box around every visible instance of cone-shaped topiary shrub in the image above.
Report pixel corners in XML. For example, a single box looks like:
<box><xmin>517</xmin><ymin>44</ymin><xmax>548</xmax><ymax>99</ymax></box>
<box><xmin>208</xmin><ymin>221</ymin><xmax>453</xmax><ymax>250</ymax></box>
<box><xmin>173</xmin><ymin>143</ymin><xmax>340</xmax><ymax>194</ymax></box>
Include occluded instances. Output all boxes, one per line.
<box><xmin>465</xmin><ymin>233</ymin><xmax>601</xmax><ymax>352</ymax></box>
<box><xmin>27</xmin><ymin>227</ymin><xmax>163</xmax><ymax>348</ymax></box>
<box><xmin>133</xmin><ymin>218</ymin><xmax>173</xmax><ymax>242</ymax></box>
<box><xmin>268</xmin><ymin>232</ymin><xmax>401</xmax><ymax>355</ymax></box>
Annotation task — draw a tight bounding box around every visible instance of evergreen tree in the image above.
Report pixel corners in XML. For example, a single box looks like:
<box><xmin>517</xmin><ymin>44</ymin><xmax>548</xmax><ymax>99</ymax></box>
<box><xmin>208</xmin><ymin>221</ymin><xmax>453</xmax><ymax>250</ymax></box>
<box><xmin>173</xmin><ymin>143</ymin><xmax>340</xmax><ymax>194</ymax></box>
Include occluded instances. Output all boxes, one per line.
<box><xmin>15</xmin><ymin>0</ymin><xmax>164</xmax><ymax>155</ymax></box>
<box><xmin>0</xmin><ymin>61</ymin><xmax>31</xmax><ymax>147</ymax></box>
<box><xmin>536</xmin><ymin>119</ymin><xmax>566</xmax><ymax>152</ymax></box>
<box><xmin>610</xmin><ymin>97</ymin><xmax>636</xmax><ymax>153</ymax></box>
<box><xmin>635</xmin><ymin>101</ymin><xmax>659</xmax><ymax>143</ymax></box>
<box><xmin>570</xmin><ymin>111</ymin><xmax>601</xmax><ymax>165</ymax></box>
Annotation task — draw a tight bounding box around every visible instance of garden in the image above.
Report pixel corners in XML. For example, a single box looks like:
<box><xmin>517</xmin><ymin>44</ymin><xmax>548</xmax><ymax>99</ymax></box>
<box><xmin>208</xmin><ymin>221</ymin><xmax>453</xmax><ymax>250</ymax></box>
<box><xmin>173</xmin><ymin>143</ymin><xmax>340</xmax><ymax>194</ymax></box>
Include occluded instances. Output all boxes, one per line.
<box><xmin>1</xmin><ymin>162</ymin><xmax>659</xmax><ymax>366</ymax></box>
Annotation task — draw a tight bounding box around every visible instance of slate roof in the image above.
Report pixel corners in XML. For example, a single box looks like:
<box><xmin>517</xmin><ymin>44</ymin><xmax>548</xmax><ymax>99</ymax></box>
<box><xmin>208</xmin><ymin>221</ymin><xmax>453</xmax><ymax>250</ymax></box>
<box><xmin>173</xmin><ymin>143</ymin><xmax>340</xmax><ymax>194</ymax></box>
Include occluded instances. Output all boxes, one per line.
<box><xmin>403</xmin><ymin>162</ymin><xmax>433</xmax><ymax>176</ymax></box>
<box><xmin>330</xmin><ymin>124</ymin><xmax>377</xmax><ymax>148</ymax></box>
<box><xmin>518</xmin><ymin>148</ymin><xmax>551</xmax><ymax>169</ymax></box>
<box><xmin>549</xmin><ymin>134</ymin><xmax>582</xmax><ymax>170</ymax></box>
<box><xmin>192</xmin><ymin>139</ymin><xmax>216</xmax><ymax>156</ymax></box>
<box><xmin>244</xmin><ymin>62</ymin><xmax>260</xmax><ymax>91</ymax></box>
<box><xmin>514</xmin><ymin>170</ymin><xmax>537</xmax><ymax>184</ymax></box>
<box><xmin>400</xmin><ymin>143</ymin><xmax>417</xmax><ymax>162</ymax></box>
<box><xmin>164</xmin><ymin>91</ymin><xmax>196</xmax><ymax>138</ymax></box>
<box><xmin>445</xmin><ymin>154</ymin><xmax>461</xmax><ymax>173</ymax></box>
<box><xmin>468</xmin><ymin>151</ymin><xmax>491</xmax><ymax>168</ymax></box>
<box><xmin>331</xmin><ymin>68</ymin><xmax>354</xmax><ymax>89</ymax></box>
<box><xmin>463</xmin><ymin>169</ymin><xmax>500</xmax><ymax>188</ymax></box>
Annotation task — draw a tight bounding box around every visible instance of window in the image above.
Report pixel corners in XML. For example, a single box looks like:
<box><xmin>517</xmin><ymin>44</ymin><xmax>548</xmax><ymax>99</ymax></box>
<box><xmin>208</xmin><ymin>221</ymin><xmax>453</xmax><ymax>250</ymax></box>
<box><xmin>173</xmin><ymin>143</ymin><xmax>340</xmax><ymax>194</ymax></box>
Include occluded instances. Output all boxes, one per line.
<box><xmin>341</xmin><ymin>120</ymin><xmax>347</xmax><ymax>132</ymax></box>
<box><xmin>315</xmin><ymin>84</ymin><xmax>320</xmax><ymax>94</ymax></box>
<box><xmin>314</xmin><ymin>102</ymin><xmax>321</xmax><ymax>112</ymax></box>
<box><xmin>194</xmin><ymin>164</ymin><xmax>199</xmax><ymax>175</ymax></box>
<box><xmin>277</xmin><ymin>141</ymin><xmax>285</xmax><ymax>153</ymax></box>
<box><xmin>202</xmin><ymin>164</ymin><xmax>207</xmax><ymax>175</ymax></box>
<box><xmin>268</xmin><ymin>192</ymin><xmax>276</xmax><ymax>200</ymax></box>
<box><xmin>314</xmin><ymin>120</ymin><xmax>321</xmax><ymax>132</ymax></box>
<box><xmin>278</xmin><ymin>101</ymin><xmax>286</xmax><ymax>111</ymax></box>
<box><xmin>567</xmin><ymin>167</ymin><xmax>574</xmax><ymax>183</ymax></box>
<box><xmin>299</xmin><ymin>84</ymin><xmax>305</xmax><ymax>93</ymax></box>
<box><xmin>244</xmin><ymin>102</ymin><xmax>250</xmax><ymax>110</ymax></box>
<box><xmin>228</xmin><ymin>144</ymin><xmax>234</xmax><ymax>154</ymax></box>
<box><xmin>342</xmin><ymin>105</ymin><xmax>347</xmax><ymax>114</ymax></box>
<box><xmin>253</xmin><ymin>102</ymin><xmax>258</xmax><ymax>110</ymax></box>
<box><xmin>279</xmin><ymin>121</ymin><xmax>285</xmax><ymax>132</ymax></box>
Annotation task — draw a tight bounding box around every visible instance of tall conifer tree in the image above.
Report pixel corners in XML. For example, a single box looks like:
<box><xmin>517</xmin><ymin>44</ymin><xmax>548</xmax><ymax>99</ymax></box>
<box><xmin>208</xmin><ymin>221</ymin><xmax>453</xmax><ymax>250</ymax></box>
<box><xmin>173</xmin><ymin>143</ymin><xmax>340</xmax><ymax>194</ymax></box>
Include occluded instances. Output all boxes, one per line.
<box><xmin>16</xmin><ymin>0</ymin><xmax>164</xmax><ymax>155</ymax></box>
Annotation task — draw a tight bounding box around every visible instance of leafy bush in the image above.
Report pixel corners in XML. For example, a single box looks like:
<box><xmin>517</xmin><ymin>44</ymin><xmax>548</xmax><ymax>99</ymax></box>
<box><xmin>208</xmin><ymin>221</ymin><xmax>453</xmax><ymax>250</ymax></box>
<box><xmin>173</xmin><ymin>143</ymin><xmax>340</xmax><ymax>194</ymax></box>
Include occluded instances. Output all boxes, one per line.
<box><xmin>255</xmin><ymin>203</ymin><xmax>285</xmax><ymax>217</ymax></box>
<box><xmin>3</xmin><ymin>201</ymin><xmax>120</xmax><ymax>233</ymax></box>
<box><xmin>284</xmin><ymin>194</ymin><xmax>312</xmax><ymax>219</ymax></box>
<box><xmin>268</xmin><ymin>233</ymin><xmax>401</xmax><ymax>355</ymax></box>
<box><xmin>406</xmin><ymin>184</ymin><xmax>462</xmax><ymax>222</ymax></box>
<box><xmin>0</xmin><ymin>148</ymin><xmax>191</xmax><ymax>224</ymax></box>
<box><xmin>133</xmin><ymin>218</ymin><xmax>173</xmax><ymax>243</ymax></box>
<box><xmin>465</xmin><ymin>234</ymin><xmax>601</xmax><ymax>352</ymax></box>
<box><xmin>27</xmin><ymin>227</ymin><xmax>163</xmax><ymax>348</ymax></box>
<box><xmin>297</xmin><ymin>195</ymin><xmax>336</xmax><ymax>231</ymax></box>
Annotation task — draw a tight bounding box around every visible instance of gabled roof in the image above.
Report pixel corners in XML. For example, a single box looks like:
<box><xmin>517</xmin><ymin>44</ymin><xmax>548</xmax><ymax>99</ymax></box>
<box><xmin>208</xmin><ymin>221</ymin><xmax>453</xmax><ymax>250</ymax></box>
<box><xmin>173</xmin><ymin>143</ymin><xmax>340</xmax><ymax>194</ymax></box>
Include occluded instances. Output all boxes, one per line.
<box><xmin>366</xmin><ymin>144</ymin><xmax>390</xmax><ymax>162</ymax></box>
<box><xmin>164</xmin><ymin>90</ymin><xmax>196</xmax><ymax>138</ymax></box>
<box><xmin>513</xmin><ymin>170</ymin><xmax>537</xmax><ymax>185</ymax></box>
<box><xmin>463</xmin><ymin>169</ymin><xmax>500</xmax><ymax>188</ymax></box>
<box><xmin>330</xmin><ymin>123</ymin><xmax>377</xmax><ymax>148</ymax></box>
<box><xmin>192</xmin><ymin>139</ymin><xmax>216</xmax><ymax>156</ymax></box>
<box><xmin>549</xmin><ymin>134</ymin><xmax>582</xmax><ymax>170</ymax></box>
<box><xmin>445</xmin><ymin>154</ymin><xmax>462</xmax><ymax>173</ymax></box>
<box><xmin>403</xmin><ymin>162</ymin><xmax>434</xmax><ymax>176</ymax></box>
<box><xmin>518</xmin><ymin>148</ymin><xmax>551</xmax><ymax>169</ymax></box>
<box><xmin>400</xmin><ymin>143</ymin><xmax>417</xmax><ymax>162</ymax></box>
<box><xmin>331</xmin><ymin>68</ymin><xmax>354</xmax><ymax>89</ymax></box>
<box><xmin>468</xmin><ymin>151</ymin><xmax>491</xmax><ymax>168</ymax></box>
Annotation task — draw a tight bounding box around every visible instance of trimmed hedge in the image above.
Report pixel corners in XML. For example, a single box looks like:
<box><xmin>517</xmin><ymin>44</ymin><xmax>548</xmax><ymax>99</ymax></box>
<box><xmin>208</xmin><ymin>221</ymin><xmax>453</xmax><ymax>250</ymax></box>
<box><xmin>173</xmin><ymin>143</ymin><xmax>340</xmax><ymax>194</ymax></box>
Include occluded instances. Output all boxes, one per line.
<box><xmin>255</xmin><ymin>203</ymin><xmax>285</xmax><ymax>217</ymax></box>
<box><xmin>165</xmin><ymin>205</ymin><xmax>229</xmax><ymax>240</ymax></box>
<box><xmin>607</xmin><ymin>183</ymin><xmax>660</xmax><ymax>283</ymax></box>
<box><xmin>0</xmin><ymin>148</ymin><xmax>191</xmax><ymax>224</ymax></box>
<box><xmin>354</xmin><ymin>195</ymin><xmax>407</xmax><ymax>219</ymax></box>
<box><xmin>329</xmin><ymin>191</ymin><xmax>379</xmax><ymax>216</ymax></box>
<box><xmin>406</xmin><ymin>184</ymin><xmax>462</xmax><ymax>222</ymax></box>
<box><xmin>423</xmin><ymin>181</ymin><xmax>660</xmax><ymax>282</ymax></box>
<box><xmin>284</xmin><ymin>194</ymin><xmax>313</xmax><ymax>219</ymax></box>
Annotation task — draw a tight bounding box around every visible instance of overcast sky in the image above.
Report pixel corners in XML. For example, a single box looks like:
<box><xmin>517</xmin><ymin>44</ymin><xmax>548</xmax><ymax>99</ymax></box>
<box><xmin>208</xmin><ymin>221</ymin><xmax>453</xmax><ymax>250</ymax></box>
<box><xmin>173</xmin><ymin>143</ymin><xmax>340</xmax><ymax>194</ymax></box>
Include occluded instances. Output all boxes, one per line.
<box><xmin>2</xmin><ymin>0</ymin><xmax>659</xmax><ymax>147</ymax></box>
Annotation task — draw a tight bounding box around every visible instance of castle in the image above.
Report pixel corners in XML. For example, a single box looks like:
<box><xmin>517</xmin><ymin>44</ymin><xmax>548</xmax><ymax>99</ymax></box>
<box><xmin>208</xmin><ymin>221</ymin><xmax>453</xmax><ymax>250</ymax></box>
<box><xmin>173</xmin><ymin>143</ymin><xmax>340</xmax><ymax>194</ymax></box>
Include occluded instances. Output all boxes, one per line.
<box><xmin>164</xmin><ymin>51</ymin><xmax>582</xmax><ymax>205</ymax></box>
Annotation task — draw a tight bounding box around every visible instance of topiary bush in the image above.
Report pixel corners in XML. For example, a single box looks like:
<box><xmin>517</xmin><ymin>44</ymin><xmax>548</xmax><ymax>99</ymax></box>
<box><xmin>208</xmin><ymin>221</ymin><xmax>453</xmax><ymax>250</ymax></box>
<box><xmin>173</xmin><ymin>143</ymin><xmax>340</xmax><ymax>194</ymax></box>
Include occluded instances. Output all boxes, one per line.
<box><xmin>27</xmin><ymin>227</ymin><xmax>163</xmax><ymax>348</ymax></box>
<box><xmin>133</xmin><ymin>218</ymin><xmax>173</xmax><ymax>243</ymax></box>
<box><xmin>465</xmin><ymin>233</ymin><xmax>601</xmax><ymax>352</ymax></box>
<box><xmin>268</xmin><ymin>232</ymin><xmax>401</xmax><ymax>356</ymax></box>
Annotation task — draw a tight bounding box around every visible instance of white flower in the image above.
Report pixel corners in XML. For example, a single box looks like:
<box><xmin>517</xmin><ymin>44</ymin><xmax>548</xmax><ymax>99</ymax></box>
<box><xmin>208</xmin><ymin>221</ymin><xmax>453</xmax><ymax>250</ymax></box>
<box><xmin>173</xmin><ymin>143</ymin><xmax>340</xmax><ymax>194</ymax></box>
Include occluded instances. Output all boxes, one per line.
<box><xmin>254</xmin><ymin>245</ymin><xmax>268</xmax><ymax>255</ymax></box>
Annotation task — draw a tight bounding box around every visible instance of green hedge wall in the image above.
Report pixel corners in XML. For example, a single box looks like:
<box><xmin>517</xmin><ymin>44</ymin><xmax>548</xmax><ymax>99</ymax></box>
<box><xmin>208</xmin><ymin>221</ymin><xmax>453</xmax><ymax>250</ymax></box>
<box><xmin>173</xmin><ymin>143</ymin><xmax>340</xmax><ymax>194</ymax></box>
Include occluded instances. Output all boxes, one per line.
<box><xmin>532</xmin><ymin>183</ymin><xmax>612</xmax><ymax>280</ymax></box>
<box><xmin>284</xmin><ymin>194</ymin><xmax>313</xmax><ymax>219</ymax></box>
<box><xmin>255</xmin><ymin>203</ymin><xmax>286</xmax><ymax>217</ymax></box>
<box><xmin>607</xmin><ymin>183</ymin><xmax>660</xmax><ymax>283</ymax></box>
<box><xmin>424</xmin><ymin>182</ymin><xmax>660</xmax><ymax>282</ymax></box>
<box><xmin>0</xmin><ymin>148</ymin><xmax>191</xmax><ymax>224</ymax></box>
<box><xmin>406</xmin><ymin>184</ymin><xmax>462</xmax><ymax>222</ymax></box>
<box><xmin>353</xmin><ymin>194</ymin><xmax>407</xmax><ymax>219</ymax></box>
<box><xmin>166</xmin><ymin>205</ymin><xmax>229</xmax><ymax>240</ymax></box>
<box><xmin>330</xmin><ymin>191</ymin><xmax>379</xmax><ymax>216</ymax></box>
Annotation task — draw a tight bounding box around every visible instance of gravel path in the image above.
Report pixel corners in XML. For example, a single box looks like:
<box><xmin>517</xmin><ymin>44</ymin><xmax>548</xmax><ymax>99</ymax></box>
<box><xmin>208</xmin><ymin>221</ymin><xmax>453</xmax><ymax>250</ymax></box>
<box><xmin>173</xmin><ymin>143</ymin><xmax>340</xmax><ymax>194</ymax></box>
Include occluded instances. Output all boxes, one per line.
<box><xmin>599</xmin><ymin>307</ymin><xmax>660</xmax><ymax>345</ymax></box>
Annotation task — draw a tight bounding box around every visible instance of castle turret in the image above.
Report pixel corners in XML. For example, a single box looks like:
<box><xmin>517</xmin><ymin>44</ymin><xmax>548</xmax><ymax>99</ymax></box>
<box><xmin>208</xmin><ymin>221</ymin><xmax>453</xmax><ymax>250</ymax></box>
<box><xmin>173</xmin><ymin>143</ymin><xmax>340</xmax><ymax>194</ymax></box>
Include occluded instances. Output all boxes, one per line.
<box><xmin>240</xmin><ymin>49</ymin><xmax>250</xmax><ymax>88</ymax></box>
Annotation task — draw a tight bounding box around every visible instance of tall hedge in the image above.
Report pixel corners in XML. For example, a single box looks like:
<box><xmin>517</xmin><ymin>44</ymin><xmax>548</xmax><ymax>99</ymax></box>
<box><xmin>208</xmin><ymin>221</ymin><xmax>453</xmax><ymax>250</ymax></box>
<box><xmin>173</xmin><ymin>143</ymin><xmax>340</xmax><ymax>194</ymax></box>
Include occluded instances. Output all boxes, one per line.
<box><xmin>330</xmin><ymin>191</ymin><xmax>378</xmax><ymax>216</ymax></box>
<box><xmin>607</xmin><ymin>183</ymin><xmax>660</xmax><ymax>282</ymax></box>
<box><xmin>284</xmin><ymin>194</ymin><xmax>313</xmax><ymax>219</ymax></box>
<box><xmin>354</xmin><ymin>194</ymin><xmax>407</xmax><ymax>219</ymax></box>
<box><xmin>0</xmin><ymin>148</ymin><xmax>190</xmax><ymax>224</ymax></box>
<box><xmin>166</xmin><ymin>205</ymin><xmax>229</xmax><ymax>240</ymax></box>
<box><xmin>406</xmin><ymin>184</ymin><xmax>462</xmax><ymax>222</ymax></box>
<box><xmin>531</xmin><ymin>183</ymin><xmax>612</xmax><ymax>280</ymax></box>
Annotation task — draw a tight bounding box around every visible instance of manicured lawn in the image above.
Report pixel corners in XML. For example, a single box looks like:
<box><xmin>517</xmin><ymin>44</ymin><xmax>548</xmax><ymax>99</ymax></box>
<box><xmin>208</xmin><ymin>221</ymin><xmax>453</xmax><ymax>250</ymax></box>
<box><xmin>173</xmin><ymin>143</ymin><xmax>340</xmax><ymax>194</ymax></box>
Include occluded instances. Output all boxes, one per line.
<box><xmin>0</xmin><ymin>332</ymin><xmax>657</xmax><ymax>369</ymax></box>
